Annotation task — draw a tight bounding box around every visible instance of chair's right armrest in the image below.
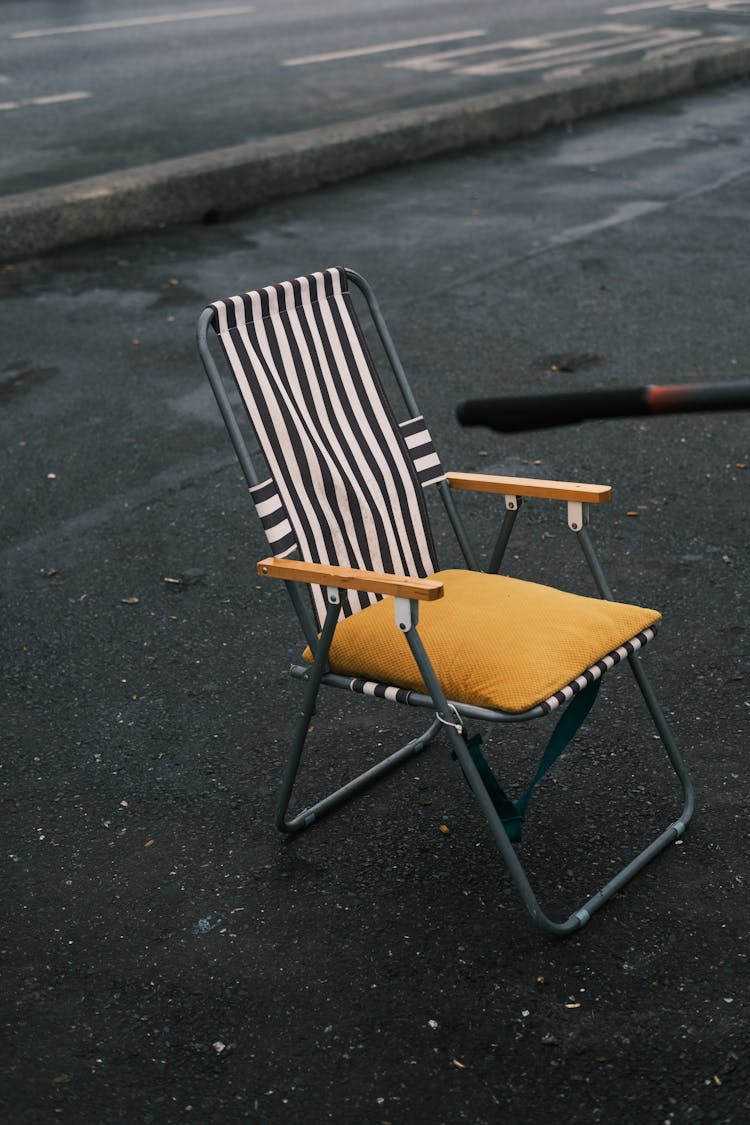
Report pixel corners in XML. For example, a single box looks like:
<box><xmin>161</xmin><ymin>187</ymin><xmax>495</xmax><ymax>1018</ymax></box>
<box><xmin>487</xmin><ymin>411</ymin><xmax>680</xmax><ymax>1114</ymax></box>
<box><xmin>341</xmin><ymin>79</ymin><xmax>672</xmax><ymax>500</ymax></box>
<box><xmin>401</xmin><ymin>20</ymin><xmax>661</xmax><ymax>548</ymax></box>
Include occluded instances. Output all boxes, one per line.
<box><xmin>257</xmin><ymin>557</ymin><xmax>444</xmax><ymax>601</ymax></box>
<box><xmin>445</xmin><ymin>472</ymin><xmax>612</xmax><ymax>504</ymax></box>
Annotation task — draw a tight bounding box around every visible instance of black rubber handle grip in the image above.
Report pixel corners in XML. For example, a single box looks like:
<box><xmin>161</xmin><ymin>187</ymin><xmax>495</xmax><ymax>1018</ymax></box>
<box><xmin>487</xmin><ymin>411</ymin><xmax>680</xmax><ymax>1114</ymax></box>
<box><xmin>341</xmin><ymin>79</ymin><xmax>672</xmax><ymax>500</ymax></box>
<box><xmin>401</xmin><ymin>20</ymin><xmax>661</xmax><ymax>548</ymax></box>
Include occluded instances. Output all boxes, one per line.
<box><xmin>456</xmin><ymin>382</ymin><xmax>750</xmax><ymax>432</ymax></box>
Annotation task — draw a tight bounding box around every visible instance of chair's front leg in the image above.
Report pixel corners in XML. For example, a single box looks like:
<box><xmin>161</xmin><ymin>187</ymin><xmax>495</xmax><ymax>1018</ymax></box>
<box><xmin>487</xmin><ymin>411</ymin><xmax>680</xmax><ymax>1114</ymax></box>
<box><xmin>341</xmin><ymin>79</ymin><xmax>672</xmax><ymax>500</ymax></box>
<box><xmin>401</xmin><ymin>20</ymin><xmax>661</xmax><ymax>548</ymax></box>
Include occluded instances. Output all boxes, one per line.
<box><xmin>393</xmin><ymin>598</ymin><xmax>582</xmax><ymax>935</ymax></box>
<box><xmin>275</xmin><ymin>591</ymin><xmax>341</xmax><ymax>832</ymax></box>
<box><xmin>278</xmin><ymin>589</ymin><xmax>441</xmax><ymax>834</ymax></box>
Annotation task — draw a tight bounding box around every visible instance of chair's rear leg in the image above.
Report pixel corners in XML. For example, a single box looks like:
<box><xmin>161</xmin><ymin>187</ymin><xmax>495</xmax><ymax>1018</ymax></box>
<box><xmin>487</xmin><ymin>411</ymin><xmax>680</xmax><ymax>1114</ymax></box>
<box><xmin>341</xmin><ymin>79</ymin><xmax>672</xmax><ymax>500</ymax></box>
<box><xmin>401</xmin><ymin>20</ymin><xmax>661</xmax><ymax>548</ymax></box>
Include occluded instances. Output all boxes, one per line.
<box><xmin>442</xmin><ymin>706</ymin><xmax>692</xmax><ymax>936</ymax></box>
<box><xmin>627</xmin><ymin>652</ymin><xmax>695</xmax><ymax>828</ymax></box>
<box><xmin>488</xmin><ymin>499</ymin><xmax>521</xmax><ymax>573</ymax></box>
<box><xmin>557</xmin><ymin>658</ymin><xmax>694</xmax><ymax>927</ymax></box>
<box><xmin>401</xmin><ymin>608</ymin><xmax>693</xmax><ymax>935</ymax></box>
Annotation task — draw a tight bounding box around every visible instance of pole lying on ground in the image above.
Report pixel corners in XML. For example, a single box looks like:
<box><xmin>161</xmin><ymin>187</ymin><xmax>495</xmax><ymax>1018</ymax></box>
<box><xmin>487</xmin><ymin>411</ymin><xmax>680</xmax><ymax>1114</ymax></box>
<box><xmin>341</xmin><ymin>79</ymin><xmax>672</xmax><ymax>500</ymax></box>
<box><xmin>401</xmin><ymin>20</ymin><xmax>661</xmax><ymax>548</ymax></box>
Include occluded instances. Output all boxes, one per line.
<box><xmin>456</xmin><ymin>381</ymin><xmax>750</xmax><ymax>433</ymax></box>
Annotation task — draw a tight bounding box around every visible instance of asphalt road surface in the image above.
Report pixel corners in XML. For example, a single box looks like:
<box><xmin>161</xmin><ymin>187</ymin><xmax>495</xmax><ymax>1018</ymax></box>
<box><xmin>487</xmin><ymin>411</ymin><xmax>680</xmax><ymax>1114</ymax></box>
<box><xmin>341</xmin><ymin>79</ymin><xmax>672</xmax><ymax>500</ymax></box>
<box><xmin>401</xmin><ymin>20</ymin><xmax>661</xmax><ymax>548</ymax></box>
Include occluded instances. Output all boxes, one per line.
<box><xmin>2</xmin><ymin>0</ymin><xmax>750</xmax><ymax>194</ymax></box>
<box><xmin>2</xmin><ymin>77</ymin><xmax>749</xmax><ymax>1122</ymax></box>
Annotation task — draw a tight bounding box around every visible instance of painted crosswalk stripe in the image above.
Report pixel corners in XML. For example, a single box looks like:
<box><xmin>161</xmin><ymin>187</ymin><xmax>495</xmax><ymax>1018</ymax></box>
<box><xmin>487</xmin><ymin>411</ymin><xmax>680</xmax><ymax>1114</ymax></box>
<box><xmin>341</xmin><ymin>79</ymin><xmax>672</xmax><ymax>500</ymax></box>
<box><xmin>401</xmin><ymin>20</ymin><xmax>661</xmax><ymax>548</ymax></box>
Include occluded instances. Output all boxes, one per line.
<box><xmin>458</xmin><ymin>28</ymin><xmax>706</xmax><ymax>75</ymax></box>
<box><xmin>385</xmin><ymin>23</ymin><xmax>646</xmax><ymax>72</ymax></box>
<box><xmin>458</xmin><ymin>28</ymin><xmax>702</xmax><ymax>77</ymax></box>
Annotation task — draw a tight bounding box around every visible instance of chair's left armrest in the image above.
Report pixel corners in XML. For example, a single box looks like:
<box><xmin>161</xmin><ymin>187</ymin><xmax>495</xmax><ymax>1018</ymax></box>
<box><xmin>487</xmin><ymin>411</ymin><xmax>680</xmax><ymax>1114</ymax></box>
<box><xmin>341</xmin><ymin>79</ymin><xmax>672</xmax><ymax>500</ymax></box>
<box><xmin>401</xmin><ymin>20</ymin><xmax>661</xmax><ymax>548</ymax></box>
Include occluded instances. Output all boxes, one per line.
<box><xmin>445</xmin><ymin>472</ymin><xmax>612</xmax><ymax>504</ymax></box>
<box><xmin>257</xmin><ymin>557</ymin><xmax>444</xmax><ymax>600</ymax></box>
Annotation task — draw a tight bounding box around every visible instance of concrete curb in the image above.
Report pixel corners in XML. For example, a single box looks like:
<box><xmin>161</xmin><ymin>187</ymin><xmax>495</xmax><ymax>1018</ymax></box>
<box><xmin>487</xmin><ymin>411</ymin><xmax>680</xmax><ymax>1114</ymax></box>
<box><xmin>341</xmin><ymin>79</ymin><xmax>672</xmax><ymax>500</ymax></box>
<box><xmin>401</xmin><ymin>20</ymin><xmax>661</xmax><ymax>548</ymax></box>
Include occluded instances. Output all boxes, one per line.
<box><xmin>2</xmin><ymin>39</ymin><xmax>749</xmax><ymax>261</ymax></box>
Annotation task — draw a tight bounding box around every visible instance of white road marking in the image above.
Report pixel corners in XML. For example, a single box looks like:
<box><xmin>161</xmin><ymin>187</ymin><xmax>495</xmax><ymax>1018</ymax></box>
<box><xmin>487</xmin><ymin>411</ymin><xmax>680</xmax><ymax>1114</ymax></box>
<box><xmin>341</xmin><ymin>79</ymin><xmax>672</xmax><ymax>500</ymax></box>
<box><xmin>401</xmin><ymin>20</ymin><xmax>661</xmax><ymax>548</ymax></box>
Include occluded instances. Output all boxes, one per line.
<box><xmin>11</xmin><ymin>6</ymin><xmax>255</xmax><ymax>40</ymax></box>
<box><xmin>604</xmin><ymin>1</ymin><xmax>739</xmax><ymax>11</ymax></box>
<box><xmin>606</xmin><ymin>1</ymin><xmax>689</xmax><ymax>12</ymax></box>
<box><xmin>0</xmin><ymin>90</ymin><xmax>91</xmax><ymax>111</ymax></box>
<box><xmin>643</xmin><ymin>31</ymin><xmax>737</xmax><ymax>58</ymax></box>
<box><xmin>386</xmin><ymin>24</ymin><xmax>647</xmax><ymax>72</ymax></box>
<box><xmin>458</xmin><ymin>28</ymin><xmax>702</xmax><ymax>77</ymax></box>
<box><xmin>550</xmin><ymin>164</ymin><xmax>750</xmax><ymax>246</ymax></box>
<box><xmin>699</xmin><ymin>0</ymin><xmax>750</xmax><ymax>8</ymax></box>
<box><xmin>282</xmin><ymin>30</ymin><xmax>486</xmax><ymax>67</ymax></box>
<box><xmin>30</xmin><ymin>91</ymin><xmax>92</xmax><ymax>106</ymax></box>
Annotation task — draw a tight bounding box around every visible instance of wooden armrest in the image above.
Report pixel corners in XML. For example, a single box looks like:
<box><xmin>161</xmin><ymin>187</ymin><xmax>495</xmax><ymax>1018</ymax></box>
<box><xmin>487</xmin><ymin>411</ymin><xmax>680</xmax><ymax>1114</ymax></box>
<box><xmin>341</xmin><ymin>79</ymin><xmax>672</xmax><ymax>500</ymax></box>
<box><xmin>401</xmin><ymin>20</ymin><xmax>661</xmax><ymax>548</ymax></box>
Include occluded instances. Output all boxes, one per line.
<box><xmin>257</xmin><ymin>557</ymin><xmax>444</xmax><ymax>601</ymax></box>
<box><xmin>446</xmin><ymin>471</ymin><xmax>611</xmax><ymax>503</ymax></box>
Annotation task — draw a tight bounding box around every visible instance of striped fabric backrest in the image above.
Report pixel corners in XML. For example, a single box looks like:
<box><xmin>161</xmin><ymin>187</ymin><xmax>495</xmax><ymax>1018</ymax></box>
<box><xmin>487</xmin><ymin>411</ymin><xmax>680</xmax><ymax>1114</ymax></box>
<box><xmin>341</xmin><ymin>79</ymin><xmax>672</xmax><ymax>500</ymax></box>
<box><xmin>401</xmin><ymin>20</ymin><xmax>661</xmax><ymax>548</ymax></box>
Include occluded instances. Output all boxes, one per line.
<box><xmin>207</xmin><ymin>267</ymin><xmax>445</xmax><ymax>628</ymax></box>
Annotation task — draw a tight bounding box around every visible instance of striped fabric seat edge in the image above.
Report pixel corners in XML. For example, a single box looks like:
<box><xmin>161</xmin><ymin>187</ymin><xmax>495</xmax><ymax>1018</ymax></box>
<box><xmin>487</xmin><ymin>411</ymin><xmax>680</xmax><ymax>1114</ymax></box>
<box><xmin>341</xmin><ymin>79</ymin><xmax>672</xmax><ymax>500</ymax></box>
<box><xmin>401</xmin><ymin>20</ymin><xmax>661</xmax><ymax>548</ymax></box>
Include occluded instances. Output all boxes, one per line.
<box><xmin>329</xmin><ymin>627</ymin><xmax>657</xmax><ymax>715</ymax></box>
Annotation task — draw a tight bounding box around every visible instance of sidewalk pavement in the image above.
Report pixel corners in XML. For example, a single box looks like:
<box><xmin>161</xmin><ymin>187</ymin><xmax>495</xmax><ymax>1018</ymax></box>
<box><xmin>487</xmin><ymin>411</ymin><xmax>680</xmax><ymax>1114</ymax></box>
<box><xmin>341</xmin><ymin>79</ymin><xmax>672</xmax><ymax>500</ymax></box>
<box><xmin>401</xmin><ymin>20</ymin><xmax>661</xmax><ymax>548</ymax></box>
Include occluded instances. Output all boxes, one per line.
<box><xmin>2</xmin><ymin>75</ymin><xmax>749</xmax><ymax>1124</ymax></box>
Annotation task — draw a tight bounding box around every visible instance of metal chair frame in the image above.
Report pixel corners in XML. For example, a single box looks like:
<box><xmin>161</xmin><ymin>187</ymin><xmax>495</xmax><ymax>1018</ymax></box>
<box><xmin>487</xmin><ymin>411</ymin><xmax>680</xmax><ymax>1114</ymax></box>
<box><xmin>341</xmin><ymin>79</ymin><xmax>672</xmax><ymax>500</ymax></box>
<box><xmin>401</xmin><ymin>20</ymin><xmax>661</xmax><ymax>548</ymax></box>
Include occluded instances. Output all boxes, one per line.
<box><xmin>197</xmin><ymin>267</ymin><xmax>694</xmax><ymax>936</ymax></box>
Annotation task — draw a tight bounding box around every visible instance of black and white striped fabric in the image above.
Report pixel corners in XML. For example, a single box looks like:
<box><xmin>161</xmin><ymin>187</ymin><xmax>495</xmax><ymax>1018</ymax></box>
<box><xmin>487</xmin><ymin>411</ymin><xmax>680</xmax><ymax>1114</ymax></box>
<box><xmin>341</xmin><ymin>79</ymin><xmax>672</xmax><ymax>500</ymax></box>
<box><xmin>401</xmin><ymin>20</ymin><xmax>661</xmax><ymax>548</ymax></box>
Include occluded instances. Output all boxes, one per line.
<box><xmin>208</xmin><ymin>267</ymin><xmax>440</xmax><ymax>627</ymax></box>
<box><xmin>399</xmin><ymin>417</ymin><xmax>445</xmax><ymax>488</ymax></box>
<box><xmin>539</xmin><ymin>626</ymin><xmax>655</xmax><ymax>713</ymax></box>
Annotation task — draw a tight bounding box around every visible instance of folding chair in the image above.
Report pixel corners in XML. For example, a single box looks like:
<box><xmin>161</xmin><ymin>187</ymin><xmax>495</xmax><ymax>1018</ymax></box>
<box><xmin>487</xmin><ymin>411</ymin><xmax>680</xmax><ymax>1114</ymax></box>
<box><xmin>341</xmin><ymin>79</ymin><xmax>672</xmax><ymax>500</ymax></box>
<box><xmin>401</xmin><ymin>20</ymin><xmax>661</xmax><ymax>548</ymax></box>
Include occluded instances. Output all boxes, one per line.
<box><xmin>197</xmin><ymin>266</ymin><xmax>694</xmax><ymax>935</ymax></box>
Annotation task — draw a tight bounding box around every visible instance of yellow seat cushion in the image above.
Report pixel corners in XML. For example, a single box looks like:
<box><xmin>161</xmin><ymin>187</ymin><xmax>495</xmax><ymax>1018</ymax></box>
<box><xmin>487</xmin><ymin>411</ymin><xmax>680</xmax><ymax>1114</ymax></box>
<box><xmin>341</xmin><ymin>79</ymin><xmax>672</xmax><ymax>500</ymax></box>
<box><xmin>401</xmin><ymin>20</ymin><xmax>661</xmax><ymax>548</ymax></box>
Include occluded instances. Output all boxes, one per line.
<box><xmin>304</xmin><ymin>569</ymin><xmax>661</xmax><ymax>713</ymax></box>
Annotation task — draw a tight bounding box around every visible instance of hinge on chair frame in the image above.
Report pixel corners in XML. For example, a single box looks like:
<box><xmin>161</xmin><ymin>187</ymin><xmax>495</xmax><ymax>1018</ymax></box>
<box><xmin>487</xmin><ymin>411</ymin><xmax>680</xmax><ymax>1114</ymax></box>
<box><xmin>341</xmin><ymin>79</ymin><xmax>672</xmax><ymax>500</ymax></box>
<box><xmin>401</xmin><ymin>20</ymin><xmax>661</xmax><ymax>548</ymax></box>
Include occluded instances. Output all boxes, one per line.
<box><xmin>394</xmin><ymin>597</ymin><xmax>419</xmax><ymax>632</ymax></box>
<box><xmin>436</xmin><ymin>704</ymin><xmax>464</xmax><ymax>736</ymax></box>
<box><xmin>567</xmin><ymin>500</ymin><xmax>590</xmax><ymax>532</ymax></box>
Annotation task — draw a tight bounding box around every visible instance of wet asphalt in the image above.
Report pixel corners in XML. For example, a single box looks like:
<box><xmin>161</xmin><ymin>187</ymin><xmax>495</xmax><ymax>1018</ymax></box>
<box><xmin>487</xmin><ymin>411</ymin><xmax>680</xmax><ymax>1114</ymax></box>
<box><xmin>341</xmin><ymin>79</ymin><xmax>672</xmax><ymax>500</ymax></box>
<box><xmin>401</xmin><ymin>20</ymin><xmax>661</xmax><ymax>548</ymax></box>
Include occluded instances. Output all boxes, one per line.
<box><xmin>2</xmin><ymin>81</ymin><xmax>749</xmax><ymax>1123</ymax></box>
